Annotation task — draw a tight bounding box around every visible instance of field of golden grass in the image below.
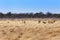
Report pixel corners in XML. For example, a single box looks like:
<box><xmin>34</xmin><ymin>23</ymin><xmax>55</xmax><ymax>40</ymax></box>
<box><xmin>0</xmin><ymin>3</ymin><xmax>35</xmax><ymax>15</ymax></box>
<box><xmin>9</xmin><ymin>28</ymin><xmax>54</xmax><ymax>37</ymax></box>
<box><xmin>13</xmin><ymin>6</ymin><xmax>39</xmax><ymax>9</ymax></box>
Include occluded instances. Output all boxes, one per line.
<box><xmin>0</xmin><ymin>18</ymin><xmax>60</xmax><ymax>40</ymax></box>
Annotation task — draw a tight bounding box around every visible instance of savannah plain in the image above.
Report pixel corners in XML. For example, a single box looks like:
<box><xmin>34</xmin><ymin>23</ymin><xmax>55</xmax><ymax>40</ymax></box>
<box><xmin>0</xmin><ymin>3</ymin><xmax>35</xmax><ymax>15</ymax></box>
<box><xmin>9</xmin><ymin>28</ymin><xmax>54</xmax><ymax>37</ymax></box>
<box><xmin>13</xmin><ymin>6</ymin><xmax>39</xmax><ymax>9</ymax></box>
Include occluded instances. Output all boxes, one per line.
<box><xmin>0</xmin><ymin>18</ymin><xmax>60</xmax><ymax>40</ymax></box>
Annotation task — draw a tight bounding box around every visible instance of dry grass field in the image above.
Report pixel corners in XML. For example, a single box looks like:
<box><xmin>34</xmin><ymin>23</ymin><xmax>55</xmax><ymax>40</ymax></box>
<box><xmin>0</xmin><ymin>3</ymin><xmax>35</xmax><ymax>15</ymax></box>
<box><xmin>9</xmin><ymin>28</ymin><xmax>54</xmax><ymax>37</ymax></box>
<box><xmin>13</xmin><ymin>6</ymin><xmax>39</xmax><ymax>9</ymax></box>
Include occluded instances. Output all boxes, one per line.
<box><xmin>0</xmin><ymin>18</ymin><xmax>60</xmax><ymax>40</ymax></box>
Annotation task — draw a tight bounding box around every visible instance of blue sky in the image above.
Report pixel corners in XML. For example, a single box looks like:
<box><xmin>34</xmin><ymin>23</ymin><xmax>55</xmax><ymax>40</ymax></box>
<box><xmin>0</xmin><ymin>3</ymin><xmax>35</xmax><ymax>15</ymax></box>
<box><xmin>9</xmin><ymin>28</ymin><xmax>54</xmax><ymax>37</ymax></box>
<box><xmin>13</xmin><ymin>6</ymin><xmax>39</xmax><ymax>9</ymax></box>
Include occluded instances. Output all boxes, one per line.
<box><xmin>0</xmin><ymin>0</ymin><xmax>60</xmax><ymax>13</ymax></box>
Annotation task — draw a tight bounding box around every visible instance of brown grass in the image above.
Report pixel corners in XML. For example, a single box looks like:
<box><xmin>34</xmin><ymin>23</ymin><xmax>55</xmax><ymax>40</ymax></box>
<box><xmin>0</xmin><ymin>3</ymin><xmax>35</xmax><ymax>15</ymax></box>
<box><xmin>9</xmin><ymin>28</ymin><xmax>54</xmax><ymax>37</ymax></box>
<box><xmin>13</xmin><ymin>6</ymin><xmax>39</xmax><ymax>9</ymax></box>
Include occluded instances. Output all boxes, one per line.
<box><xmin>0</xmin><ymin>19</ymin><xmax>60</xmax><ymax>40</ymax></box>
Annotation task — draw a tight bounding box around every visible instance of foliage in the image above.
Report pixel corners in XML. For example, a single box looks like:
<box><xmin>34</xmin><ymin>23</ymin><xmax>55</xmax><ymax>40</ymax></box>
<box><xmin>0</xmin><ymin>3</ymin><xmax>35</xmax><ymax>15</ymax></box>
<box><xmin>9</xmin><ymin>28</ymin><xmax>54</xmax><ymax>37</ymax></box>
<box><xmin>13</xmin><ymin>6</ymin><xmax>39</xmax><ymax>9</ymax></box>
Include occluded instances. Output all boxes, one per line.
<box><xmin>0</xmin><ymin>12</ymin><xmax>60</xmax><ymax>18</ymax></box>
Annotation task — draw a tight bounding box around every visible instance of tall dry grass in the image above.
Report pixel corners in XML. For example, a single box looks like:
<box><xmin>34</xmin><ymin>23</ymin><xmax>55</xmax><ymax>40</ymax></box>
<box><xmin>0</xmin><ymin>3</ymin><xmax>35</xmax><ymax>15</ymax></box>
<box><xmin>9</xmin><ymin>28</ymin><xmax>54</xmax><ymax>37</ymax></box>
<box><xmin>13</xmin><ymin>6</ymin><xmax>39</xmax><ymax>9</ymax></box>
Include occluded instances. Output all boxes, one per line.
<box><xmin>0</xmin><ymin>19</ymin><xmax>60</xmax><ymax>40</ymax></box>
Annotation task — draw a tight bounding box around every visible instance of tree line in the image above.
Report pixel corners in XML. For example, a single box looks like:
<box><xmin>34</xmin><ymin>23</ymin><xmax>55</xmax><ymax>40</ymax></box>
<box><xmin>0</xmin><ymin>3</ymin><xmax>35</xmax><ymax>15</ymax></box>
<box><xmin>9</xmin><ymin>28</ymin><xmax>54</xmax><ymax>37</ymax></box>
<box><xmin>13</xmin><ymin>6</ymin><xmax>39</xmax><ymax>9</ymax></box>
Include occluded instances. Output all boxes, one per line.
<box><xmin>0</xmin><ymin>12</ymin><xmax>60</xmax><ymax>18</ymax></box>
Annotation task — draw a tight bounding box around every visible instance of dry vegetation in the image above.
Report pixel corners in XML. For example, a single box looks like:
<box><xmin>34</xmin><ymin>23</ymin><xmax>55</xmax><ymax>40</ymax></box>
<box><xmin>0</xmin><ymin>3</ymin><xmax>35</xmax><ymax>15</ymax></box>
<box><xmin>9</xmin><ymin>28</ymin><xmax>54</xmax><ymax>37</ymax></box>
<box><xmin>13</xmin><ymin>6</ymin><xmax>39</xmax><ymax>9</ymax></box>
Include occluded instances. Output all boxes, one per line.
<box><xmin>0</xmin><ymin>18</ymin><xmax>60</xmax><ymax>40</ymax></box>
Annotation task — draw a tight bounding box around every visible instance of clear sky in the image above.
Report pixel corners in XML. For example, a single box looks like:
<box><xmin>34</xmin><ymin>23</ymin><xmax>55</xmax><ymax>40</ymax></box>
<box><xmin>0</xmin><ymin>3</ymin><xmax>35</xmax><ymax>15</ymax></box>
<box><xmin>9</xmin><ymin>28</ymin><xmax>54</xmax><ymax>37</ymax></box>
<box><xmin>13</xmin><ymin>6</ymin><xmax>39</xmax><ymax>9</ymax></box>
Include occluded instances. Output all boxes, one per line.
<box><xmin>0</xmin><ymin>0</ymin><xmax>60</xmax><ymax>13</ymax></box>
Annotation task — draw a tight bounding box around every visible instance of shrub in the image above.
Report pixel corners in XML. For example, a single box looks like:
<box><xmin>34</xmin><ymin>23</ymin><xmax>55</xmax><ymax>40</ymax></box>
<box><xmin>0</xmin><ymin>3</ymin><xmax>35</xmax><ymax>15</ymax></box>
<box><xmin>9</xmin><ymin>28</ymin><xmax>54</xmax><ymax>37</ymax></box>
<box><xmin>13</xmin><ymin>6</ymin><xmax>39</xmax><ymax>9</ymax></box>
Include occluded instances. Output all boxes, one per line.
<box><xmin>38</xmin><ymin>20</ymin><xmax>41</xmax><ymax>23</ymax></box>
<box><xmin>48</xmin><ymin>19</ymin><xmax>55</xmax><ymax>24</ymax></box>
<box><xmin>43</xmin><ymin>21</ymin><xmax>46</xmax><ymax>24</ymax></box>
<box><xmin>22</xmin><ymin>21</ymin><xmax>26</xmax><ymax>24</ymax></box>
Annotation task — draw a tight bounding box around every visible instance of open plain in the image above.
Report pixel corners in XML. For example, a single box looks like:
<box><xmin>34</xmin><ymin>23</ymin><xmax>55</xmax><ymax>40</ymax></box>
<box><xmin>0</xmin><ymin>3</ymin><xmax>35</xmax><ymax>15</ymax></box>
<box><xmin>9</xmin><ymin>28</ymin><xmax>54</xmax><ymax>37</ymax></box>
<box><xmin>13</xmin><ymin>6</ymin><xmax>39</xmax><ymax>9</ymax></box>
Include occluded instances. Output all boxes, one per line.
<box><xmin>0</xmin><ymin>18</ymin><xmax>60</xmax><ymax>40</ymax></box>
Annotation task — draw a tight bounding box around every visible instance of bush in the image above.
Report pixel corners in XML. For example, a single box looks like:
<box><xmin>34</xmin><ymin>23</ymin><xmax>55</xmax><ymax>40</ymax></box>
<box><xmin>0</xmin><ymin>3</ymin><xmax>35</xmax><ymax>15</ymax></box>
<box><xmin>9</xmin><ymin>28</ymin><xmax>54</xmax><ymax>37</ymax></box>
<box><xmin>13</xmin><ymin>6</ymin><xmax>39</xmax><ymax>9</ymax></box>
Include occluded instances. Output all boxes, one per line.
<box><xmin>38</xmin><ymin>20</ymin><xmax>41</xmax><ymax>23</ymax></box>
<box><xmin>48</xmin><ymin>19</ymin><xmax>55</xmax><ymax>24</ymax></box>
